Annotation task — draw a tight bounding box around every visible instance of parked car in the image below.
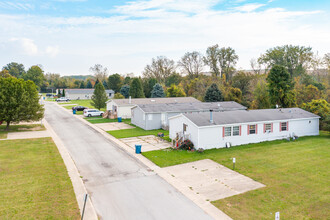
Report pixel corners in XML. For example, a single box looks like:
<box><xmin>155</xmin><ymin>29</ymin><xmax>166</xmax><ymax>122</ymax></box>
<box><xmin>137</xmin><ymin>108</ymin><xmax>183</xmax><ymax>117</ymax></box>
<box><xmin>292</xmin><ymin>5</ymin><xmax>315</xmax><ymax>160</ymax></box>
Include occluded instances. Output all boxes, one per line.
<box><xmin>72</xmin><ymin>106</ymin><xmax>87</xmax><ymax>111</ymax></box>
<box><xmin>56</xmin><ymin>97</ymin><xmax>70</xmax><ymax>102</ymax></box>
<box><xmin>84</xmin><ymin>109</ymin><xmax>104</xmax><ymax>117</ymax></box>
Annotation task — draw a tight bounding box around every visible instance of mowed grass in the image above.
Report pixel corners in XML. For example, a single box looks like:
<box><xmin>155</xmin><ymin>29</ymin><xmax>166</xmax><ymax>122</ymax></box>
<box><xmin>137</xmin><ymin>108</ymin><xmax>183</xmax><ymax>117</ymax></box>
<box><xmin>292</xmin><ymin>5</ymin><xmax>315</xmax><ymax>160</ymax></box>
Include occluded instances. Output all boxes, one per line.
<box><xmin>84</xmin><ymin>117</ymin><xmax>131</xmax><ymax>124</ymax></box>
<box><xmin>0</xmin><ymin>138</ymin><xmax>80</xmax><ymax>219</ymax></box>
<box><xmin>108</xmin><ymin>127</ymin><xmax>169</xmax><ymax>139</ymax></box>
<box><xmin>0</xmin><ymin>124</ymin><xmax>45</xmax><ymax>139</ymax></box>
<box><xmin>143</xmin><ymin>132</ymin><xmax>330</xmax><ymax>219</ymax></box>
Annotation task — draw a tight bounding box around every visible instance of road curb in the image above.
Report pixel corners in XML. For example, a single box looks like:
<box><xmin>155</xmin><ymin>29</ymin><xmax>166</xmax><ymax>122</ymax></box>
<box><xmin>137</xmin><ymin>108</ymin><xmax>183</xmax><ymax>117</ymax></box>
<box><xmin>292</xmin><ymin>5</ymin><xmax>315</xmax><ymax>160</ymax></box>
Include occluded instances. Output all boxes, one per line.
<box><xmin>43</xmin><ymin>117</ymin><xmax>98</xmax><ymax>220</ymax></box>
<box><xmin>57</xmin><ymin>103</ymin><xmax>231</xmax><ymax>220</ymax></box>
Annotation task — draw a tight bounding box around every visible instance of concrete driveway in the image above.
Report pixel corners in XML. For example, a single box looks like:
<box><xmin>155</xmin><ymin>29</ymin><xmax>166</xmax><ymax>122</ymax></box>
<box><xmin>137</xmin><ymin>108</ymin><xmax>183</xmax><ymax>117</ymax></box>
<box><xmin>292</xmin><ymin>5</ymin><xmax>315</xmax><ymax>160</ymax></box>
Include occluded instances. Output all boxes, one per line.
<box><xmin>44</xmin><ymin>103</ymin><xmax>212</xmax><ymax>220</ymax></box>
<box><xmin>121</xmin><ymin>135</ymin><xmax>172</xmax><ymax>152</ymax></box>
<box><xmin>163</xmin><ymin>159</ymin><xmax>265</xmax><ymax>201</ymax></box>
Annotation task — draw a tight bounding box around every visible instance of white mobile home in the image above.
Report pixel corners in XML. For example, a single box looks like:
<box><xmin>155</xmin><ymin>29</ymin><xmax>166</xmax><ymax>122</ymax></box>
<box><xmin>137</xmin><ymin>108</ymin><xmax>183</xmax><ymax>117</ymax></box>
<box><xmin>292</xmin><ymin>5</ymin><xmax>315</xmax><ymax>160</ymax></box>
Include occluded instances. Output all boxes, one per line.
<box><xmin>65</xmin><ymin>89</ymin><xmax>114</xmax><ymax>100</ymax></box>
<box><xmin>169</xmin><ymin>108</ymin><xmax>319</xmax><ymax>150</ymax></box>
<box><xmin>106</xmin><ymin>97</ymin><xmax>200</xmax><ymax>119</ymax></box>
<box><xmin>132</xmin><ymin>101</ymin><xmax>247</xmax><ymax>130</ymax></box>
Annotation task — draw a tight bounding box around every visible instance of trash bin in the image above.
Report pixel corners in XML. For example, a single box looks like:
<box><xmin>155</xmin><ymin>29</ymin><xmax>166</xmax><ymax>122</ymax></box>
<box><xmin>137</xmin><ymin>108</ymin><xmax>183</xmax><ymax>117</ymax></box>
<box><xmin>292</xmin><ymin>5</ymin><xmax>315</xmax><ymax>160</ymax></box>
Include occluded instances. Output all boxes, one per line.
<box><xmin>117</xmin><ymin>117</ymin><xmax>122</xmax><ymax>122</ymax></box>
<box><xmin>135</xmin><ymin>144</ymin><xmax>142</xmax><ymax>154</ymax></box>
<box><xmin>73</xmin><ymin>109</ymin><xmax>76</xmax><ymax>114</ymax></box>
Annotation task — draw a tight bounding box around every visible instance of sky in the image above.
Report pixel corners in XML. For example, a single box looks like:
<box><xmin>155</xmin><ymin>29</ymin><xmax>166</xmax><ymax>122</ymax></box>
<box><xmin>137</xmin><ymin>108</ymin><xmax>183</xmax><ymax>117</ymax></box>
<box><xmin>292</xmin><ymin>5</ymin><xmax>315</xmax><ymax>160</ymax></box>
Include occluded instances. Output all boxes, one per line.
<box><xmin>0</xmin><ymin>0</ymin><xmax>329</xmax><ymax>76</ymax></box>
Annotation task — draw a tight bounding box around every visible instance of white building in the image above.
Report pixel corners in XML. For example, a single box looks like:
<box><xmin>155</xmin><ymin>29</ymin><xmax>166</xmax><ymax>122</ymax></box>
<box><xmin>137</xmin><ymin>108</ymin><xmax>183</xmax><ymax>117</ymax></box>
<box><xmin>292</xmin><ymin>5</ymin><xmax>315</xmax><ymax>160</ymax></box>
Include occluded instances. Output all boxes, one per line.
<box><xmin>65</xmin><ymin>89</ymin><xmax>114</xmax><ymax>100</ymax></box>
<box><xmin>169</xmin><ymin>108</ymin><xmax>319</xmax><ymax>150</ymax></box>
<box><xmin>106</xmin><ymin>97</ymin><xmax>200</xmax><ymax>119</ymax></box>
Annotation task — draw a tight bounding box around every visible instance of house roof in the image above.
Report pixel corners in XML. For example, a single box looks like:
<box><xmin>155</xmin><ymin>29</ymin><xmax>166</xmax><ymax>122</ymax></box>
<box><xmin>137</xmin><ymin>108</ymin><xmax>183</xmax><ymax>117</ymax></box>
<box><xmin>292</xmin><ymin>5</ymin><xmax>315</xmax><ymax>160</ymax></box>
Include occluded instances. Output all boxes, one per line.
<box><xmin>135</xmin><ymin>101</ymin><xmax>247</xmax><ymax>113</ymax></box>
<box><xmin>181</xmin><ymin>108</ymin><xmax>320</xmax><ymax>127</ymax></box>
<box><xmin>108</xmin><ymin>97</ymin><xmax>201</xmax><ymax>105</ymax></box>
<box><xmin>65</xmin><ymin>89</ymin><xmax>114</xmax><ymax>94</ymax></box>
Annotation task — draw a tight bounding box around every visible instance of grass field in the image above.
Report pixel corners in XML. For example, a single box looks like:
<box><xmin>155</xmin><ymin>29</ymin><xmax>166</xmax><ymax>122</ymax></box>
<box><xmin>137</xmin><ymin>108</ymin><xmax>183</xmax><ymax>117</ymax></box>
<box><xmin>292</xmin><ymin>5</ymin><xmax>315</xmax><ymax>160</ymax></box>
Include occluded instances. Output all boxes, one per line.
<box><xmin>0</xmin><ymin>124</ymin><xmax>45</xmax><ymax>139</ymax></box>
<box><xmin>108</xmin><ymin>127</ymin><xmax>169</xmax><ymax>139</ymax></box>
<box><xmin>84</xmin><ymin>116</ymin><xmax>131</xmax><ymax>124</ymax></box>
<box><xmin>0</xmin><ymin>138</ymin><xmax>80</xmax><ymax>219</ymax></box>
<box><xmin>143</xmin><ymin>132</ymin><xmax>330</xmax><ymax>219</ymax></box>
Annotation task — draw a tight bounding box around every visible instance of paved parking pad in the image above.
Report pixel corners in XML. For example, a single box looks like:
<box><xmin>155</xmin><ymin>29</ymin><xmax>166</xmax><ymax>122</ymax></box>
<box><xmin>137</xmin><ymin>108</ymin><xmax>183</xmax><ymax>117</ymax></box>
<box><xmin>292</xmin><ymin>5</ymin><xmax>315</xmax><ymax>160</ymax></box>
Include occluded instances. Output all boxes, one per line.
<box><xmin>95</xmin><ymin>122</ymin><xmax>134</xmax><ymax>131</ymax></box>
<box><xmin>121</xmin><ymin>135</ymin><xmax>172</xmax><ymax>152</ymax></box>
<box><xmin>163</xmin><ymin>159</ymin><xmax>265</xmax><ymax>201</ymax></box>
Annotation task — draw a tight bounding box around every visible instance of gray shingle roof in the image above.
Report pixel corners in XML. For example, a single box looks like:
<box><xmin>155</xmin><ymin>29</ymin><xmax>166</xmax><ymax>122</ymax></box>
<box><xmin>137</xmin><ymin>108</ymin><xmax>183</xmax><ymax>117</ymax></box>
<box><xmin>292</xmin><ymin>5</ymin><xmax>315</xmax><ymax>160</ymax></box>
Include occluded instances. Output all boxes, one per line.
<box><xmin>182</xmin><ymin>108</ymin><xmax>319</xmax><ymax>127</ymax></box>
<box><xmin>109</xmin><ymin>97</ymin><xmax>200</xmax><ymax>105</ymax></box>
<box><xmin>136</xmin><ymin>101</ymin><xmax>247</xmax><ymax>113</ymax></box>
<box><xmin>65</xmin><ymin>89</ymin><xmax>114</xmax><ymax>94</ymax></box>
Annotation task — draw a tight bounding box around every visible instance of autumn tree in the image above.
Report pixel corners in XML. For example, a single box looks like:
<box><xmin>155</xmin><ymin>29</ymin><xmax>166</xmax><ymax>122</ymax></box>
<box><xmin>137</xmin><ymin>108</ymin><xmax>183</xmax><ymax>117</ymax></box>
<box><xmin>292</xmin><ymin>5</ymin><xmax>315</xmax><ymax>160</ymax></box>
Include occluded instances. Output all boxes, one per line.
<box><xmin>178</xmin><ymin>51</ymin><xmax>204</xmax><ymax>79</ymax></box>
<box><xmin>0</xmin><ymin>77</ymin><xmax>44</xmax><ymax>130</ymax></box>
<box><xmin>302</xmin><ymin>99</ymin><xmax>329</xmax><ymax>131</ymax></box>
<box><xmin>89</xmin><ymin>64</ymin><xmax>109</xmax><ymax>81</ymax></box>
<box><xmin>166</xmin><ymin>84</ymin><xmax>186</xmax><ymax>97</ymax></box>
<box><xmin>143</xmin><ymin>56</ymin><xmax>176</xmax><ymax>83</ymax></box>
<box><xmin>0</xmin><ymin>69</ymin><xmax>12</xmax><ymax>78</ymax></box>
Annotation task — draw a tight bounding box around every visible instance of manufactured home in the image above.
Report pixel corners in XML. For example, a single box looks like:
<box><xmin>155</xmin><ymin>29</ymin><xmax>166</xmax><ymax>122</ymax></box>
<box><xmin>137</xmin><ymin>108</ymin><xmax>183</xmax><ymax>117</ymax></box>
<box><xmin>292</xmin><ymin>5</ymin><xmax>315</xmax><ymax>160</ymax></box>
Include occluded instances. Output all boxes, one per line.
<box><xmin>169</xmin><ymin>108</ymin><xmax>319</xmax><ymax>150</ymax></box>
<box><xmin>132</xmin><ymin>101</ymin><xmax>247</xmax><ymax>130</ymax></box>
<box><xmin>65</xmin><ymin>89</ymin><xmax>114</xmax><ymax>100</ymax></box>
<box><xmin>106</xmin><ymin>97</ymin><xmax>200</xmax><ymax>119</ymax></box>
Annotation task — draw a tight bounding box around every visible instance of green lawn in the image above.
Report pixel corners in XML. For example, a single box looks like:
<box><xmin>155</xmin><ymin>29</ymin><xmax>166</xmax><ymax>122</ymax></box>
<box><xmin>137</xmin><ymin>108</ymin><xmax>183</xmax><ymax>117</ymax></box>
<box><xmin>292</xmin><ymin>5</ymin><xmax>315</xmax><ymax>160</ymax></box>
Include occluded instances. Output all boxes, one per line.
<box><xmin>60</xmin><ymin>100</ymin><xmax>107</xmax><ymax>112</ymax></box>
<box><xmin>0</xmin><ymin>138</ymin><xmax>80</xmax><ymax>219</ymax></box>
<box><xmin>84</xmin><ymin>117</ymin><xmax>131</xmax><ymax>124</ymax></box>
<box><xmin>143</xmin><ymin>132</ymin><xmax>330</xmax><ymax>219</ymax></box>
<box><xmin>0</xmin><ymin>124</ymin><xmax>45</xmax><ymax>139</ymax></box>
<box><xmin>108</xmin><ymin>127</ymin><xmax>169</xmax><ymax>139</ymax></box>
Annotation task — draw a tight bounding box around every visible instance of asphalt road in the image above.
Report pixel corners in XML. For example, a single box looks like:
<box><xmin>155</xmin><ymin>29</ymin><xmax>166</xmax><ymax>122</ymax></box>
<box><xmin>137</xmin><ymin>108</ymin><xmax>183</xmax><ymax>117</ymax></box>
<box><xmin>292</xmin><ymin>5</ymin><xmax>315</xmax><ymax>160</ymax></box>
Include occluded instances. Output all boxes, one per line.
<box><xmin>45</xmin><ymin>103</ymin><xmax>212</xmax><ymax>220</ymax></box>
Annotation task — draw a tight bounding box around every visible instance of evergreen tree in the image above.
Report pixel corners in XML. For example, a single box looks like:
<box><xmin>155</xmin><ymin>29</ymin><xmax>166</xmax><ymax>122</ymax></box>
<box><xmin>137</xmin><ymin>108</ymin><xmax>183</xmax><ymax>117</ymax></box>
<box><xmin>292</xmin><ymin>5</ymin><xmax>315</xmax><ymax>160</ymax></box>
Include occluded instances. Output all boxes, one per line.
<box><xmin>91</xmin><ymin>83</ymin><xmax>107</xmax><ymax>110</ymax></box>
<box><xmin>58</xmin><ymin>89</ymin><xmax>62</xmax><ymax>97</ymax></box>
<box><xmin>129</xmin><ymin>78</ymin><xmax>145</xmax><ymax>98</ymax></box>
<box><xmin>120</xmin><ymin>85</ymin><xmax>130</xmax><ymax>98</ymax></box>
<box><xmin>62</xmin><ymin>89</ymin><xmax>65</xmax><ymax>97</ymax></box>
<box><xmin>143</xmin><ymin>78</ymin><xmax>157</xmax><ymax>98</ymax></box>
<box><xmin>102</xmin><ymin>80</ymin><xmax>108</xmax><ymax>89</ymax></box>
<box><xmin>86</xmin><ymin>80</ymin><xmax>93</xmax><ymax>88</ymax></box>
<box><xmin>94</xmin><ymin>78</ymin><xmax>100</xmax><ymax>87</ymax></box>
<box><xmin>267</xmin><ymin>65</ymin><xmax>295</xmax><ymax>107</ymax></box>
<box><xmin>80</xmin><ymin>81</ymin><xmax>85</xmax><ymax>88</ymax></box>
<box><xmin>151</xmin><ymin>83</ymin><xmax>165</xmax><ymax>98</ymax></box>
<box><xmin>204</xmin><ymin>83</ymin><xmax>223</xmax><ymax>102</ymax></box>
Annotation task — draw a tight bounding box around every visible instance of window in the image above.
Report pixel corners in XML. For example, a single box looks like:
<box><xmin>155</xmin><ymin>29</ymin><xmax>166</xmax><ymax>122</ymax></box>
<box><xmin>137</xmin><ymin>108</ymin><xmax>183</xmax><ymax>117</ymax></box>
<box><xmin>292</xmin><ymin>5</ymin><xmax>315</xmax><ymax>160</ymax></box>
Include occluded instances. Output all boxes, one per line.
<box><xmin>183</xmin><ymin>123</ymin><xmax>187</xmax><ymax>132</ymax></box>
<box><xmin>249</xmin><ymin>125</ymin><xmax>256</xmax><ymax>134</ymax></box>
<box><xmin>233</xmin><ymin>126</ymin><xmax>240</xmax><ymax>136</ymax></box>
<box><xmin>265</xmin><ymin>123</ymin><xmax>272</xmax><ymax>132</ymax></box>
<box><xmin>281</xmin><ymin>122</ymin><xmax>287</xmax><ymax>131</ymax></box>
<box><xmin>224</xmin><ymin>127</ymin><xmax>231</xmax><ymax>136</ymax></box>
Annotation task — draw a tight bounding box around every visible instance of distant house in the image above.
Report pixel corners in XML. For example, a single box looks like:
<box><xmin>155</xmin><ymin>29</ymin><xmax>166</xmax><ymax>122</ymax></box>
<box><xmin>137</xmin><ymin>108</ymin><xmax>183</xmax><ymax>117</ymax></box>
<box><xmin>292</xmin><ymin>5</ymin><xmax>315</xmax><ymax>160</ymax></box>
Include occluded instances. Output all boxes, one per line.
<box><xmin>65</xmin><ymin>89</ymin><xmax>114</xmax><ymax>100</ymax></box>
<box><xmin>169</xmin><ymin>108</ymin><xmax>319</xmax><ymax>150</ymax></box>
<box><xmin>131</xmin><ymin>101</ymin><xmax>247</xmax><ymax>130</ymax></box>
<box><xmin>106</xmin><ymin>97</ymin><xmax>201</xmax><ymax>119</ymax></box>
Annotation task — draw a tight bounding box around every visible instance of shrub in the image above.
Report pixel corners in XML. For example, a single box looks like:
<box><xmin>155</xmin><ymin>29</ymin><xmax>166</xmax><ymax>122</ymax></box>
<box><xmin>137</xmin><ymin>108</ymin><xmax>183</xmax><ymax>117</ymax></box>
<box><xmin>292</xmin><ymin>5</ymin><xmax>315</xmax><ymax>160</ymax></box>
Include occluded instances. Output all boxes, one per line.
<box><xmin>179</xmin><ymin>139</ymin><xmax>194</xmax><ymax>151</ymax></box>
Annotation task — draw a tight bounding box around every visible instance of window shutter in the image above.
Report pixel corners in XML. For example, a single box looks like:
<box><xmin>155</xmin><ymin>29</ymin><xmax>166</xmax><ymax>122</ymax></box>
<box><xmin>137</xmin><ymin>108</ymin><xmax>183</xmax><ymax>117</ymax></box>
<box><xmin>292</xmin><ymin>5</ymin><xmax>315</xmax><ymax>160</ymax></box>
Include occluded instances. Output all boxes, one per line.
<box><xmin>280</xmin><ymin>122</ymin><xmax>282</xmax><ymax>132</ymax></box>
<box><xmin>271</xmin><ymin>123</ymin><xmax>273</xmax><ymax>132</ymax></box>
<box><xmin>263</xmin><ymin>124</ymin><xmax>266</xmax><ymax>133</ymax></box>
<box><xmin>239</xmin><ymin>125</ymin><xmax>241</xmax><ymax>136</ymax></box>
<box><xmin>223</xmin><ymin>127</ymin><xmax>225</xmax><ymax>138</ymax></box>
<box><xmin>247</xmin><ymin>125</ymin><xmax>250</xmax><ymax>135</ymax></box>
<box><xmin>287</xmin><ymin>121</ymin><xmax>289</xmax><ymax>131</ymax></box>
<box><xmin>256</xmin><ymin>124</ymin><xmax>258</xmax><ymax>134</ymax></box>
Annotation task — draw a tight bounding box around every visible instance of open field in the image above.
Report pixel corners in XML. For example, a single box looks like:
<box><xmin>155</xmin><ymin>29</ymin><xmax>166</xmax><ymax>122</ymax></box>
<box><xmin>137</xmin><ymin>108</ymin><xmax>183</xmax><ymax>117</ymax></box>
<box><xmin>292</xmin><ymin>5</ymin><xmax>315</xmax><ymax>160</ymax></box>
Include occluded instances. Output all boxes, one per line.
<box><xmin>0</xmin><ymin>124</ymin><xmax>45</xmax><ymax>139</ymax></box>
<box><xmin>143</xmin><ymin>132</ymin><xmax>330</xmax><ymax>219</ymax></box>
<box><xmin>0</xmin><ymin>138</ymin><xmax>80</xmax><ymax>219</ymax></box>
<box><xmin>108</xmin><ymin>127</ymin><xmax>169</xmax><ymax>139</ymax></box>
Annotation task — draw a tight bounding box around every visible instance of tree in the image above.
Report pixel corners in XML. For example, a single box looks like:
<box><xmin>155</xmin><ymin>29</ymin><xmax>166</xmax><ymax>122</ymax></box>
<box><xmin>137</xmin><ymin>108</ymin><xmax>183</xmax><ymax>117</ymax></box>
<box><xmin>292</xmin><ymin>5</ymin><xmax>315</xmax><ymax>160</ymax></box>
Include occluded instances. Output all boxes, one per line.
<box><xmin>178</xmin><ymin>51</ymin><xmax>204</xmax><ymax>79</ymax></box>
<box><xmin>204</xmin><ymin>45</ymin><xmax>221</xmax><ymax>77</ymax></box>
<box><xmin>24</xmin><ymin>65</ymin><xmax>45</xmax><ymax>89</ymax></box>
<box><xmin>258</xmin><ymin>45</ymin><xmax>313</xmax><ymax>77</ymax></box>
<box><xmin>129</xmin><ymin>78</ymin><xmax>144</xmax><ymax>98</ymax></box>
<box><xmin>62</xmin><ymin>89</ymin><xmax>65</xmax><ymax>97</ymax></box>
<box><xmin>114</xmin><ymin>93</ymin><xmax>125</xmax><ymax>99</ymax></box>
<box><xmin>224</xmin><ymin>87</ymin><xmax>242</xmax><ymax>103</ymax></box>
<box><xmin>2</xmin><ymin>62</ymin><xmax>25</xmax><ymax>78</ymax></box>
<box><xmin>302</xmin><ymin>99</ymin><xmax>329</xmax><ymax>131</ymax></box>
<box><xmin>91</xmin><ymin>83</ymin><xmax>107</xmax><ymax>110</ymax></box>
<box><xmin>151</xmin><ymin>83</ymin><xmax>165</xmax><ymax>98</ymax></box>
<box><xmin>251</xmin><ymin>78</ymin><xmax>271</xmax><ymax>109</ymax></box>
<box><xmin>86</xmin><ymin>79</ymin><xmax>93</xmax><ymax>88</ymax></box>
<box><xmin>204</xmin><ymin>83</ymin><xmax>223</xmax><ymax>102</ymax></box>
<box><xmin>267</xmin><ymin>65</ymin><xmax>296</xmax><ymax>107</ymax></box>
<box><xmin>80</xmin><ymin>81</ymin><xmax>85</xmax><ymax>88</ymax></box>
<box><xmin>324</xmin><ymin>53</ymin><xmax>330</xmax><ymax>74</ymax></box>
<box><xmin>102</xmin><ymin>80</ymin><xmax>108</xmax><ymax>89</ymax></box>
<box><xmin>166</xmin><ymin>84</ymin><xmax>186</xmax><ymax>97</ymax></box>
<box><xmin>94</xmin><ymin>78</ymin><xmax>100</xmax><ymax>87</ymax></box>
<box><xmin>232</xmin><ymin>71</ymin><xmax>254</xmax><ymax>95</ymax></box>
<box><xmin>58</xmin><ymin>89</ymin><xmax>62</xmax><ymax>97</ymax></box>
<box><xmin>120</xmin><ymin>85</ymin><xmax>130</xmax><ymax>98</ymax></box>
<box><xmin>142</xmin><ymin>78</ymin><xmax>157</xmax><ymax>98</ymax></box>
<box><xmin>143</xmin><ymin>56</ymin><xmax>176</xmax><ymax>83</ymax></box>
<box><xmin>165</xmin><ymin>73</ymin><xmax>182</xmax><ymax>87</ymax></box>
<box><xmin>108</xmin><ymin>74</ymin><xmax>122</xmax><ymax>93</ymax></box>
<box><xmin>89</xmin><ymin>64</ymin><xmax>108</xmax><ymax>81</ymax></box>
<box><xmin>0</xmin><ymin>69</ymin><xmax>12</xmax><ymax>78</ymax></box>
<box><xmin>0</xmin><ymin>77</ymin><xmax>44</xmax><ymax>130</ymax></box>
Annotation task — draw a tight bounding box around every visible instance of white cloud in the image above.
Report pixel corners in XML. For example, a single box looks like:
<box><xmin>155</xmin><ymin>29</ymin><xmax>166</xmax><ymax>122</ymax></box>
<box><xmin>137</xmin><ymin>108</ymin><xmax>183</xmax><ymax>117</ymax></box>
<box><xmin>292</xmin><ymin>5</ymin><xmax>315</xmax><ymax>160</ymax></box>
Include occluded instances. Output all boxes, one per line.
<box><xmin>234</xmin><ymin>3</ymin><xmax>266</xmax><ymax>12</ymax></box>
<box><xmin>46</xmin><ymin>46</ymin><xmax>59</xmax><ymax>57</ymax></box>
<box><xmin>10</xmin><ymin>38</ymin><xmax>38</xmax><ymax>55</ymax></box>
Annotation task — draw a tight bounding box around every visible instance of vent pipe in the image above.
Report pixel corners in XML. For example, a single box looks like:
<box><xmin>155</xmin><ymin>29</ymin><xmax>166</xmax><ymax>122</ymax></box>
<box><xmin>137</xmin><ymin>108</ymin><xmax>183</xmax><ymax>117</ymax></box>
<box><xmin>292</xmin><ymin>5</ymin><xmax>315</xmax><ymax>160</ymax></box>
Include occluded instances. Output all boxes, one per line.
<box><xmin>129</xmin><ymin>96</ymin><xmax>131</xmax><ymax>104</ymax></box>
<box><xmin>210</xmin><ymin>110</ymin><xmax>213</xmax><ymax>123</ymax></box>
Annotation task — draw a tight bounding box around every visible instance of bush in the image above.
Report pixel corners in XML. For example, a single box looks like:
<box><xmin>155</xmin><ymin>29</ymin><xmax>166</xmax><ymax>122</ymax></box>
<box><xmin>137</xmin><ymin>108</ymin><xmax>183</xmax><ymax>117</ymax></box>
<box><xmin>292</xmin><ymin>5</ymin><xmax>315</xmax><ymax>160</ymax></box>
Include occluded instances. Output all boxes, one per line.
<box><xmin>179</xmin><ymin>139</ymin><xmax>194</xmax><ymax>151</ymax></box>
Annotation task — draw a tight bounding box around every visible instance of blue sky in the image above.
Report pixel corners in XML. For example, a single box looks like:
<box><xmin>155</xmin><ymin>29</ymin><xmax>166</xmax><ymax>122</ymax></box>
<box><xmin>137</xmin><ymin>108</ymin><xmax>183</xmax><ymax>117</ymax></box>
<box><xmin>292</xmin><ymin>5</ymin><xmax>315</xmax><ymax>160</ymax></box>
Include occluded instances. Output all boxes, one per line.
<box><xmin>0</xmin><ymin>0</ymin><xmax>329</xmax><ymax>75</ymax></box>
